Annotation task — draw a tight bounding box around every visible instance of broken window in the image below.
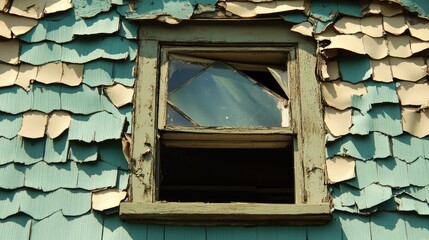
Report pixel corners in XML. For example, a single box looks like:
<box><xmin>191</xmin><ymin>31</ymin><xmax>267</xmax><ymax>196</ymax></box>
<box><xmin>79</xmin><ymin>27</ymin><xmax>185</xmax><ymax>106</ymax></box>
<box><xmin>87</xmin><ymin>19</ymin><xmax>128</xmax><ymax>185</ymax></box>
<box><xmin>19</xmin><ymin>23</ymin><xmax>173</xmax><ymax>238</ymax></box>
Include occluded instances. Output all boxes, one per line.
<box><xmin>158</xmin><ymin>51</ymin><xmax>293</xmax><ymax>203</ymax></box>
<box><xmin>122</xmin><ymin>21</ymin><xmax>329</xmax><ymax>224</ymax></box>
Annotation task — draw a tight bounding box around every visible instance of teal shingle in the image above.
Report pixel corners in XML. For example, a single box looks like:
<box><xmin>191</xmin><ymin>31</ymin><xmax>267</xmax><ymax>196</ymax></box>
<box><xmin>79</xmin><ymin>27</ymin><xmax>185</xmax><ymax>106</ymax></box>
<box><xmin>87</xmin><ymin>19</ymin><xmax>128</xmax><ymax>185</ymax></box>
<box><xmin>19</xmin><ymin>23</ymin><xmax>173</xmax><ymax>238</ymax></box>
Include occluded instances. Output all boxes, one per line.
<box><xmin>31</xmin><ymin>211</ymin><xmax>103</xmax><ymax>240</ymax></box>
<box><xmin>83</xmin><ymin>60</ymin><xmax>114</xmax><ymax>87</ymax></box>
<box><xmin>119</xmin><ymin>19</ymin><xmax>138</xmax><ymax>39</ymax></box>
<box><xmin>16</xmin><ymin>137</ymin><xmax>45</xmax><ymax>165</ymax></box>
<box><xmin>21</xmin><ymin>10</ymin><xmax>121</xmax><ymax>44</ymax></box>
<box><xmin>337</xmin><ymin>1</ymin><xmax>363</xmax><ymax>17</ymax></box>
<box><xmin>103</xmin><ymin>215</ymin><xmax>147</xmax><ymax>240</ymax></box>
<box><xmin>377</xmin><ymin>157</ymin><xmax>409</xmax><ymax>188</ymax></box>
<box><xmin>44</xmin><ymin>133</ymin><xmax>69</xmax><ymax>163</ymax></box>
<box><xmin>68</xmin><ymin>141</ymin><xmax>98</xmax><ymax>162</ymax></box>
<box><xmin>0</xmin><ymin>86</ymin><xmax>32</xmax><ymax>114</ymax></box>
<box><xmin>370</xmin><ymin>212</ymin><xmax>407</xmax><ymax>240</ymax></box>
<box><xmin>338</xmin><ymin>55</ymin><xmax>371</xmax><ymax>84</ymax></box>
<box><xmin>77</xmin><ymin>161</ymin><xmax>118</xmax><ymax>190</ymax></box>
<box><xmin>32</xmin><ymin>83</ymin><xmax>62</xmax><ymax>113</ymax></box>
<box><xmin>207</xmin><ymin>227</ymin><xmax>258</xmax><ymax>240</ymax></box>
<box><xmin>118</xmin><ymin>104</ymin><xmax>132</xmax><ymax>134</ymax></box>
<box><xmin>0</xmin><ymin>163</ymin><xmax>25</xmax><ymax>189</ymax></box>
<box><xmin>69</xmin><ymin>111</ymin><xmax>124</xmax><ymax>143</ymax></box>
<box><xmin>281</xmin><ymin>12</ymin><xmax>308</xmax><ymax>23</ymax></box>
<box><xmin>309</xmin><ymin>0</ymin><xmax>338</xmax><ymax>22</ymax></box>
<box><xmin>0</xmin><ymin>214</ymin><xmax>31</xmax><ymax>240</ymax></box>
<box><xmin>392</xmin><ymin>134</ymin><xmax>429</xmax><ymax>163</ymax></box>
<box><xmin>407</xmin><ymin>157</ymin><xmax>428</xmax><ymax>187</ymax></box>
<box><xmin>72</xmin><ymin>0</ymin><xmax>112</xmax><ymax>18</ymax></box>
<box><xmin>20</xmin><ymin>188</ymin><xmax>91</xmax><ymax>219</ymax></box>
<box><xmin>396</xmin><ymin>194</ymin><xmax>429</xmax><ymax>214</ymax></box>
<box><xmin>352</xmin><ymin>81</ymin><xmax>399</xmax><ymax>114</ymax></box>
<box><xmin>256</xmin><ymin>226</ymin><xmax>306</xmax><ymax>240</ymax></box>
<box><xmin>165</xmin><ymin>226</ymin><xmax>206</xmax><ymax>240</ymax></box>
<box><xmin>99</xmin><ymin>140</ymin><xmax>128</xmax><ymax>170</ymax></box>
<box><xmin>339</xmin><ymin>183</ymin><xmax>392</xmax><ymax>210</ymax></box>
<box><xmin>405</xmin><ymin>185</ymin><xmax>427</xmax><ymax>202</ymax></box>
<box><xmin>20</xmin><ymin>42</ymin><xmax>62</xmax><ymax>65</ymax></box>
<box><xmin>346</xmin><ymin>160</ymin><xmax>377</xmax><ymax>189</ymax></box>
<box><xmin>338</xmin><ymin>212</ymin><xmax>371</xmax><ymax>240</ymax></box>
<box><xmin>25</xmin><ymin>161</ymin><xmax>78</xmax><ymax>191</ymax></box>
<box><xmin>405</xmin><ymin>213</ymin><xmax>429</xmax><ymax>239</ymax></box>
<box><xmin>0</xmin><ymin>113</ymin><xmax>22</xmax><ymax>139</ymax></box>
<box><xmin>396</xmin><ymin>0</ymin><xmax>429</xmax><ymax>18</ymax></box>
<box><xmin>307</xmin><ymin>214</ymin><xmax>342</xmax><ymax>240</ymax></box>
<box><xmin>326</xmin><ymin>132</ymin><xmax>390</xmax><ymax>160</ymax></box>
<box><xmin>113</xmin><ymin>61</ymin><xmax>135</xmax><ymax>87</ymax></box>
<box><xmin>350</xmin><ymin>104</ymin><xmax>402</xmax><ymax>136</ymax></box>
<box><xmin>117</xmin><ymin>170</ymin><xmax>130</xmax><ymax>190</ymax></box>
<box><xmin>147</xmin><ymin>225</ymin><xmax>165</xmax><ymax>240</ymax></box>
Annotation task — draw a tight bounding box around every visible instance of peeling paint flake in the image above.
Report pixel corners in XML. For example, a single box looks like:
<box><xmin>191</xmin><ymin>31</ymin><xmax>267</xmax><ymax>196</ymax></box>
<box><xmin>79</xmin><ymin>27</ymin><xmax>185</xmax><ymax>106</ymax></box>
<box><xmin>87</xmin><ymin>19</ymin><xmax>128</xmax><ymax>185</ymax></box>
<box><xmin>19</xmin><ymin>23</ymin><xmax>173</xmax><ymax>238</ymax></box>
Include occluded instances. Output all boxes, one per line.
<box><xmin>322</xmin><ymin>34</ymin><xmax>366</xmax><ymax>55</ymax></box>
<box><xmin>402</xmin><ymin>107</ymin><xmax>429</xmax><ymax>138</ymax></box>
<box><xmin>390</xmin><ymin>57</ymin><xmax>427</xmax><ymax>81</ymax></box>
<box><xmin>92</xmin><ymin>189</ymin><xmax>126</xmax><ymax>211</ymax></box>
<box><xmin>62</xmin><ymin>63</ymin><xmax>84</xmax><ymax>86</ymax></box>
<box><xmin>398</xmin><ymin>80</ymin><xmax>429</xmax><ymax>106</ymax></box>
<box><xmin>46</xmin><ymin>111</ymin><xmax>71</xmax><ymax>139</ymax></box>
<box><xmin>9</xmin><ymin>0</ymin><xmax>47</xmax><ymax>19</ymax></box>
<box><xmin>383</xmin><ymin>15</ymin><xmax>407</xmax><ymax>35</ymax></box>
<box><xmin>321</xmin><ymin>81</ymin><xmax>366</xmax><ymax>110</ymax></box>
<box><xmin>0</xmin><ymin>63</ymin><xmax>18</xmax><ymax>87</ymax></box>
<box><xmin>226</xmin><ymin>1</ymin><xmax>304</xmax><ymax>18</ymax></box>
<box><xmin>324</xmin><ymin>107</ymin><xmax>352</xmax><ymax>137</ymax></box>
<box><xmin>362</xmin><ymin>35</ymin><xmax>388</xmax><ymax>60</ymax></box>
<box><xmin>408</xmin><ymin>21</ymin><xmax>429</xmax><ymax>41</ymax></box>
<box><xmin>352</xmin><ymin>81</ymin><xmax>399</xmax><ymax>114</ymax></box>
<box><xmin>0</xmin><ymin>40</ymin><xmax>19</xmax><ymax>65</ymax></box>
<box><xmin>361</xmin><ymin>16</ymin><xmax>383</xmax><ymax>38</ymax></box>
<box><xmin>36</xmin><ymin>62</ymin><xmax>62</xmax><ymax>84</ymax></box>
<box><xmin>0</xmin><ymin>13</ymin><xmax>38</xmax><ymax>38</ymax></box>
<box><xmin>334</xmin><ymin>16</ymin><xmax>361</xmax><ymax>34</ymax></box>
<box><xmin>45</xmin><ymin>0</ymin><xmax>73</xmax><ymax>14</ymax></box>
<box><xmin>104</xmin><ymin>84</ymin><xmax>133</xmax><ymax>108</ymax></box>
<box><xmin>371</xmin><ymin>58</ymin><xmax>393</xmax><ymax>82</ymax></box>
<box><xmin>18</xmin><ymin>111</ymin><xmax>48</xmax><ymax>139</ymax></box>
<box><xmin>291</xmin><ymin>21</ymin><xmax>313</xmax><ymax>37</ymax></box>
<box><xmin>326</xmin><ymin>156</ymin><xmax>355</xmax><ymax>183</ymax></box>
<box><xmin>387</xmin><ymin>35</ymin><xmax>413</xmax><ymax>58</ymax></box>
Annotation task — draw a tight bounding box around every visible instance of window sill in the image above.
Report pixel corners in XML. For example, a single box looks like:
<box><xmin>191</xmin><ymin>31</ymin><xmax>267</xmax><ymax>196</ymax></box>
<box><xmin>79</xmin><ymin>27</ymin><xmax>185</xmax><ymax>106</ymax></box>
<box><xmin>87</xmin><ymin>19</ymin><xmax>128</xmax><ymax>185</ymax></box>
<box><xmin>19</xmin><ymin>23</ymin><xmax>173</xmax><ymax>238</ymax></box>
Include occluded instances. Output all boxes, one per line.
<box><xmin>120</xmin><ymin>202</ymin><xmax>331</xmax><ymax>225</ymax></box>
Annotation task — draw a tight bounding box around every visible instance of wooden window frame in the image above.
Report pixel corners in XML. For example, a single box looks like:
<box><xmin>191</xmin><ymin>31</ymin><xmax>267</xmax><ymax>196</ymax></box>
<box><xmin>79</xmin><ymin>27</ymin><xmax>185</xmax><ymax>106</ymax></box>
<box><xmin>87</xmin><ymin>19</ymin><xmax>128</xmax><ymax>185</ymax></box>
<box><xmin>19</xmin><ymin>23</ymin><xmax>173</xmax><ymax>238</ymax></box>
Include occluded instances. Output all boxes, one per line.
<box><xmin>120</xmin><ymin>20</ymin><xmax>331</xmax><ymax>225</ymax></box>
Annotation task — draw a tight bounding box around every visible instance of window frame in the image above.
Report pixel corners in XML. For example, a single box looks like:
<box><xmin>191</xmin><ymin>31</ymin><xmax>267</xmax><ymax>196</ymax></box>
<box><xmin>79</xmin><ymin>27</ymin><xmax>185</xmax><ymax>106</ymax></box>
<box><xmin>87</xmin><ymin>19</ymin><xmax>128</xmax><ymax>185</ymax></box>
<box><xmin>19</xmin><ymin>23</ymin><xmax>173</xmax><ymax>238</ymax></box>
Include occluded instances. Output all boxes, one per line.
<box><xmin>120</xmin><ymin>20</ymin><xmax>330</xmax><ymax>225</ymax></box>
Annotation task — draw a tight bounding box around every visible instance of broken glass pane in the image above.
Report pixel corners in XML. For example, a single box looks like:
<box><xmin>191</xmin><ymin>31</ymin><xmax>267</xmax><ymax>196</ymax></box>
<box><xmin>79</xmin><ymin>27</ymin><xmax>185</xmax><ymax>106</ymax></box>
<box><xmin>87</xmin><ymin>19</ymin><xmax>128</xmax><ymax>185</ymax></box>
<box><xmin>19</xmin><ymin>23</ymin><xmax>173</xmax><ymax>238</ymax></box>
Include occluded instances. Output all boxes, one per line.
<box><xmin>168</xmin><ymin>59</ymin><xmax>206</xmax><ymax>92</ymax></box>
<box><xmin>166</xmin><ymin>104</ymin><xmax>194</xmax><ymax>126</ymax></box>
<box><xmin>168</xmin><ymin>62</ymin><xmax>287</xmax><ymax>127</ymax></box>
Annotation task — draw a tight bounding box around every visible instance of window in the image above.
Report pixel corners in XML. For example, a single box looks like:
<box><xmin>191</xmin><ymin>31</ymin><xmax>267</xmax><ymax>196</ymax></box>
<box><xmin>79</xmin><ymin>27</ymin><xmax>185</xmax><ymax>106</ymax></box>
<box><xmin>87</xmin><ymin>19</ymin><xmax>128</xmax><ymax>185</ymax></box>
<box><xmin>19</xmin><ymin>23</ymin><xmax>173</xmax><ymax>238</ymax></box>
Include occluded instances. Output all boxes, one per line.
<box><xmin>121</xmin><ymin>20</ymin><xmax>330</xmax><ymax>224</ymax></box>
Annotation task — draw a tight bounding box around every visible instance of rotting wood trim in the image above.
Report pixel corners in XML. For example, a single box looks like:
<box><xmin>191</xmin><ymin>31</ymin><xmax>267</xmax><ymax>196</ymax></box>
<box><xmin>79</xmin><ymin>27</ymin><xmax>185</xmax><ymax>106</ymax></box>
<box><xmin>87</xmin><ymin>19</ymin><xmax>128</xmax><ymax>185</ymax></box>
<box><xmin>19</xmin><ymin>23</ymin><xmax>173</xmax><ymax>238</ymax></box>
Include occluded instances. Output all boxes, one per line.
<box><xmin>120</xmin><ymin>202</ymin><xmax>331</xmax><ymax>226</ymax></box>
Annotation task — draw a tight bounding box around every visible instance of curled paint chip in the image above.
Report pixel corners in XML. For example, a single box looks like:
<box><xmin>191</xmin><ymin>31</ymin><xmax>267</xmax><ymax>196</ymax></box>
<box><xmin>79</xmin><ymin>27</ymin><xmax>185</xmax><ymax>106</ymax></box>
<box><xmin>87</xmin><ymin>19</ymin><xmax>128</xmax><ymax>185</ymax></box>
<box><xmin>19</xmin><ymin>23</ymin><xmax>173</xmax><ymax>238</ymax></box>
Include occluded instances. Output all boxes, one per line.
<box><xmin>387</xmin><ymin>35</ymin><xmax>412</xmax><ymax>58</ymax></box>
<box><xmin>362</xmin><ymin>35</ymin><xmax>388</xmax><ymax>60</ymax></box>
<box><xmin>62</xmin><ymin>63</ymin><xmax>84</xmax><ymax>86</ymax></box>
<box><xmin>397</xmin><ymin>81</ymin><xmax>429</xmax><ymax>106</ymax></box>
<box><xmin>326</xmin><ymin>156</ymin><xmax>355</xmax><ymax>183</ymax></box>
<box><xmin>0</xmin><ymin>63</ymin><xmax>18</xmax><ymax>87</ymax></box>
<box><xmin>321</xmin><ymin>81</ymin><xmax>367</xmax><ymax>110</ymax></box>
<box><xmin>225</xmin><ymin>1</ymin><xmax>304</xmax><ymax>18</ymax></box>
<box><xmin>104</xmin><ymin>84</ymin><xmax>134</xmax><ymax>108</ymax></box>
<box><xmin>44</xmin><ymin>0</ymin><xmax>73</xmax><ymax>14</ymax></box>
<box><xmin>0</xmin><ymin>40</ymin><xmax>19</xmax><ymax>65</ymax></box>
<box><xmin>408</xmin><ymin>21</ymin><xmax>429</xmax><ymax>41</ymax></box>
<box><xmin>402</xmin><ymin>107</ymin><xmax>429</xmax><ymax>138</ymax></box>
<box><xmin>0</xmin><ymin>13</ymin><xmax>38</xmax><ymax>38</ymax></box>
<box><xmin>324</xmin><ymin>107</ymin><xmax>352</xmax><ymax>137</ymax></box>
<box><xmin>92</xmin><ymin>189</ymin><xmax>127</xmax><ymax>211</ymax></box>
<box><xmin>321</xmin><ymin>34</ymin><xmax>366</xmax><ymax>55</ymax></box>
<box><xmin>18</xmin><ymin>111</ymin><xmax>48</xmax><ymax>139</ymax></box>
<box><xmin>46</xmin><ymin>111</ymin><xmax>71</xmax><ymax>139</ymax></box>
<box><xmin>291</xmin><ymin>21</ymin><xmax>313</xmax><ymax>37</ymax></box>
<box><xmin>371</xmin><ymin>59</ymin><xmax>393</xmax><ymax>82</ymax></box>
<box><xmin>334</xmin><ymin>17</ymin><xmax>361</xmax><ymax>34</ymax></box>
<box><xmin>390</xmin><ymin>57</ymin><xmax>427</xmax><ymax>81</ymax></box>
<box><xmin>383</xmin><ymin>15</ymin><xmax>407</xmax><ymax>35</ymax></box>
<box><xmin>361</xmin><ymin>16</ymin><xmax>383</xmax><ymax>38</ymax></box>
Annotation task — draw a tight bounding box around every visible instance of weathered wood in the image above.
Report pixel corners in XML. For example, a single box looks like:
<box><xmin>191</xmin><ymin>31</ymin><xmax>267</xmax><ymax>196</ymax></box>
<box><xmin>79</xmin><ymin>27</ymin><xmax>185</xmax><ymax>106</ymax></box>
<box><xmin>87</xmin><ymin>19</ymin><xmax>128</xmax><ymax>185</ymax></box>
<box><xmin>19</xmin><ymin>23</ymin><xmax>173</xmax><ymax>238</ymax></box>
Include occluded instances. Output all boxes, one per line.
<box><xmin>120</xmin><ymin>202</ymin><xmax>331</xmax><ymax>225</ymax></box>
<box><xmin>130</xmin><ymin>40</ymin><xmax>159</xmax><ymax>203</ymax></box>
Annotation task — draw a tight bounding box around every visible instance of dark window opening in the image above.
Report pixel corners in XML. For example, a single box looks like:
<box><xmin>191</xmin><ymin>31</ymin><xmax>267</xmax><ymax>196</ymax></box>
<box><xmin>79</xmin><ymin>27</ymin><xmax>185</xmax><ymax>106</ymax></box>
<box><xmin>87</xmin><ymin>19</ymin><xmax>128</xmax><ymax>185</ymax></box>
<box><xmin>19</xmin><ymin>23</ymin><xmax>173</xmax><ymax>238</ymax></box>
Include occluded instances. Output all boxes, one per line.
<box><xmin>159</xmin><ymin>145</ymin><xmax>294</xmax><ymax>204</ymax></box>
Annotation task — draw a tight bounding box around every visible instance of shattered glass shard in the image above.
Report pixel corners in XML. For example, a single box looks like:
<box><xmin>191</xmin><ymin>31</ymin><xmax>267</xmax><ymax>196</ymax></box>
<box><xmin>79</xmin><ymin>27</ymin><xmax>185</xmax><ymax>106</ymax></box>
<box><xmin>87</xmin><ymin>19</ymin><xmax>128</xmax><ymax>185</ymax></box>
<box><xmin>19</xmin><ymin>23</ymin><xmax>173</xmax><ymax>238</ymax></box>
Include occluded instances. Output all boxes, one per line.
<box><xmin>168</xmin><ymin>62</ymin><xmax>286</xmax><ymax>127</ymax></box>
